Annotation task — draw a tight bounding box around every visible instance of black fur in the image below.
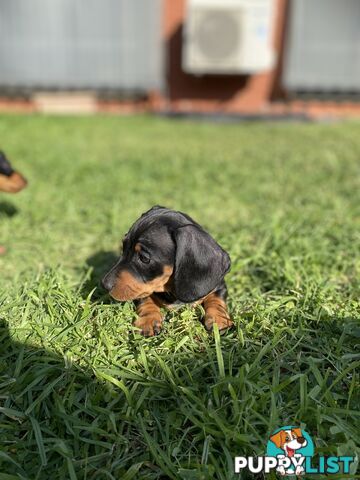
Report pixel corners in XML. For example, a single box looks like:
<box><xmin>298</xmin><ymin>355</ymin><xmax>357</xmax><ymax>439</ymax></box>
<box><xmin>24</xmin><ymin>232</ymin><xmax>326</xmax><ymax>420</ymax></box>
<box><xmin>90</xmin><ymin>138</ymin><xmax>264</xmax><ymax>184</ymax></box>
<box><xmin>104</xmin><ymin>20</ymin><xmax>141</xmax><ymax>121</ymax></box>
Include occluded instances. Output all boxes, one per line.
<box><xmin>172</xmin><ymin>223</ymin><xmax>230</xmax><ymax>302</ymax></box>
<box><xmin>0</xmin><ymin>151</ymin><xmax>14</xmax><ymax>177</ymax></box>
<box><xmin>102</xmin><ymin>206</ymin><xmax>231</xmax><ymax>304</ymax></box>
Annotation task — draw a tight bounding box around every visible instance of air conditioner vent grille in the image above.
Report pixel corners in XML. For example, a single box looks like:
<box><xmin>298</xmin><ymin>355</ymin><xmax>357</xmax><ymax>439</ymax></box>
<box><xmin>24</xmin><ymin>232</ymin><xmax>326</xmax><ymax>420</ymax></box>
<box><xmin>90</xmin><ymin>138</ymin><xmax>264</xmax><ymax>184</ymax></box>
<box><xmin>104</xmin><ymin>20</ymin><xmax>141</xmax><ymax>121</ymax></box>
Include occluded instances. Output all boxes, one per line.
<box><xmin>194</xmin><ymin>10</ymin><xmax>240</xmax><ymax>61</ymax></box>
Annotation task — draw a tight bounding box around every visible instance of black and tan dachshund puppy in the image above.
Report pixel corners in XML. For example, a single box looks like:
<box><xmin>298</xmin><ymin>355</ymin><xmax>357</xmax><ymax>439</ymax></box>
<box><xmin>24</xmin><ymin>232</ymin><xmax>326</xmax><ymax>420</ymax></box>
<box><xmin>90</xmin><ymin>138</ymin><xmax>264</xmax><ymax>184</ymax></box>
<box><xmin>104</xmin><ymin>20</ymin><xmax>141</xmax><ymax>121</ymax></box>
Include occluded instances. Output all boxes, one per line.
<box><xmin>102</xmin><ymin>206</ymin><xmax>233</xmax><ymax>336</ymax></box>
<box><xmin>0</xmin><ymin>151</ymin><xmax>27</xmax><ymax>255</ymax></box>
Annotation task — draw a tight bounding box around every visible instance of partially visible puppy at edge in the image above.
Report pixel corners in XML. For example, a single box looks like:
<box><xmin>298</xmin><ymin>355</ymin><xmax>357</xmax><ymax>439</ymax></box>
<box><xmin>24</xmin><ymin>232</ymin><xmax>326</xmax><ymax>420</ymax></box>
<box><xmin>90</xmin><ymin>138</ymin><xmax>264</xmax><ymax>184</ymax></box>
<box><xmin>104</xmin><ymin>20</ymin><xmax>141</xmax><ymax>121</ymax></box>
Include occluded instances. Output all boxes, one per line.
<box><xmin>0</xmin><ymin>151</ymin><xmax>28</xmax><ymax>255</ymax></box>
<box><xmin>102</xmin><ymin>206</ymin><xmax>233</xmax><ymax>336</ymax></box>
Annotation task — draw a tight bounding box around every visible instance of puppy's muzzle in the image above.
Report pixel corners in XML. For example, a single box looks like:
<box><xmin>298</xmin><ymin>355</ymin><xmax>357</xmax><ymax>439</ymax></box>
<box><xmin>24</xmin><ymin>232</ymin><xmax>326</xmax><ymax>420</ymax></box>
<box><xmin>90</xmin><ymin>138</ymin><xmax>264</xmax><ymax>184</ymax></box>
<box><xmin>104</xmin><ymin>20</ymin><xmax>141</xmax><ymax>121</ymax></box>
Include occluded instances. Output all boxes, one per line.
<box><xmin>101</xmin><ymin>272</ymin><xmax>116</xmax><ymax>292</ymax></box>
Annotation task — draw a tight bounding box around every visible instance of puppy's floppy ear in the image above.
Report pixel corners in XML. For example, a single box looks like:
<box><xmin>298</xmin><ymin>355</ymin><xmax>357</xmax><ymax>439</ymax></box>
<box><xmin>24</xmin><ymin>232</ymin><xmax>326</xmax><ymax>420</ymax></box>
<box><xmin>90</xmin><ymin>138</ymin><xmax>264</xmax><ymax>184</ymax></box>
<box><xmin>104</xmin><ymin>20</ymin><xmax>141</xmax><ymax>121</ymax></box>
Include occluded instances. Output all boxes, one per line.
<box><xmin>172</xmin><ymin>225</ymin><xmax>230</xmax><ymax>303</ymax></box>
<box><xmin>270</xmin><ymin>431</ymin><xmax>284</xmax><ymax>449</ymax></box>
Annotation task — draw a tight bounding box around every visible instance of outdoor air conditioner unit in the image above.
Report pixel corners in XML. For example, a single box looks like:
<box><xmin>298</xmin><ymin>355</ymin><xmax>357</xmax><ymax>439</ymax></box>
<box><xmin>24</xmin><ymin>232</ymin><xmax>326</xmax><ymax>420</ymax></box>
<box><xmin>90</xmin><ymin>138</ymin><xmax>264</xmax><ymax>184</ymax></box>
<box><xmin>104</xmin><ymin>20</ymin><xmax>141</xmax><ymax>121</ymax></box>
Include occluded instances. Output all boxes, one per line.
<box><xmin>183</xmin><ymin>0</ymin><xmax>276</xmax><ymax>75</ymax></box>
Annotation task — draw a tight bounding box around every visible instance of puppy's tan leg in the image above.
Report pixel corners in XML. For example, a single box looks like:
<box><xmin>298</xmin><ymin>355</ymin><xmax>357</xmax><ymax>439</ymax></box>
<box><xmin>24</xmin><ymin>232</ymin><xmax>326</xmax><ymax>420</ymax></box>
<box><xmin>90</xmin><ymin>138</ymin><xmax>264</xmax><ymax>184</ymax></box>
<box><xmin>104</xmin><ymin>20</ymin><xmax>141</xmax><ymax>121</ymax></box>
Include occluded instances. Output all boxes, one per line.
<box><xmin>134</xmin><ymin>296</ymin><xmax>163</xmax><ymax>337</ymax></box>
<box><xmin>203</xmin><ymin>292</ymin><xmax>233</xmax><ymax>332</ymax></box>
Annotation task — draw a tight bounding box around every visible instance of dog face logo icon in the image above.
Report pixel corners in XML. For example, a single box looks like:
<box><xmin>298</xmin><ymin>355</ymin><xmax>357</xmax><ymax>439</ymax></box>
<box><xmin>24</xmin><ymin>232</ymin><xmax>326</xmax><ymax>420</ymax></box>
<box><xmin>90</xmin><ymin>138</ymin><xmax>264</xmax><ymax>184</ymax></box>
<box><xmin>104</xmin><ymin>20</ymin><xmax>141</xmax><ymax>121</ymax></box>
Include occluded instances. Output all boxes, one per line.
<box><xmin>266</xmin><ymin>426</ymin><xmax>314</xmax><ymax>476</ymax></box>
<box><xmin>270</xmin><ymin>427</ymin><xmax>307</xmax><ymax>457</ymax></box>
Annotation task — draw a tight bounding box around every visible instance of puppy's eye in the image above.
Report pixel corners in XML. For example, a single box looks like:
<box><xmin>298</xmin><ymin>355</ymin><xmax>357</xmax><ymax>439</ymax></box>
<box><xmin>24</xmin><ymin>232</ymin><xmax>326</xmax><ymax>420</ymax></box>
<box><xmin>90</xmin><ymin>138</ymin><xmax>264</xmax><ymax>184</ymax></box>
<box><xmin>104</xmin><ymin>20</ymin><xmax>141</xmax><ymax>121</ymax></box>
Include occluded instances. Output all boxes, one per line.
<box><xmin>138</xmin><ymin>251</ymin><xmax>150</xmax><ymax>264</ymax></box>
<box><xmin>285</xmin><ymin>436</ymin><xmax>290</xmax><ymax>441</ymax></box>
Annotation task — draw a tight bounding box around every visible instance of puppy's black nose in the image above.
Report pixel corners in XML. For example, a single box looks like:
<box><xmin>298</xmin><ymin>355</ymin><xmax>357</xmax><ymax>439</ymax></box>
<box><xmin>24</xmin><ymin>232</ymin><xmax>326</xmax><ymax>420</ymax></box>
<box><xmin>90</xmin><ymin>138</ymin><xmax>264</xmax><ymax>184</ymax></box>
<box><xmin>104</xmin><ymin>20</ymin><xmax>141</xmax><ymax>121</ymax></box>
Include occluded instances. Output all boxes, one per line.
<box><xmin>101</xmin><ymin>274</ymin><xmax>114</xmax><ymax>292</ymax></box>
<box><xmin>297</xmin><ymin>437</ymin><xmax>306</xmax><ymax>444</ymax></box>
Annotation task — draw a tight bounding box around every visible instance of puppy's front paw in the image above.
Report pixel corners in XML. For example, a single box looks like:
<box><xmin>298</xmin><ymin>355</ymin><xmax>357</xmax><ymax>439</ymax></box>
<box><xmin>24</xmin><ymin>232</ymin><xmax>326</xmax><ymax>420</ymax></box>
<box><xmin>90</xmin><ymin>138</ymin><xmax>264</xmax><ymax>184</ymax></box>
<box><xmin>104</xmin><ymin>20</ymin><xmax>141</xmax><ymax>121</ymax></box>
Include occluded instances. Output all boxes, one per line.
<box><xmin>204</xmin><ymin>312</ymin><xmax>233</xmax><ymax>332</ymax></box>
<box><xmin>133</xmin><ymin>316</ymin><xmax>163</xmax><ymax>337</ymax></box>
<box><xmin>203</xmin><ymin>293</ymin><xmax>233</xmax><ymax>333</ymax></box>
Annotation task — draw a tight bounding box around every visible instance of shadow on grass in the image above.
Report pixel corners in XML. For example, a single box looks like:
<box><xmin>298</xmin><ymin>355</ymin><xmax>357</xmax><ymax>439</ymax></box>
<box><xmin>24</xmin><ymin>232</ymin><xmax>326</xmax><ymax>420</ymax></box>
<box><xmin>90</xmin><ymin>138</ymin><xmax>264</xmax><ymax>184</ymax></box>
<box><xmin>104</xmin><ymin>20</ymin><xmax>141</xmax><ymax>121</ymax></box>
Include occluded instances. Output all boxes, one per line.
<box><xmin>0</xmin><ymin>320</ymin><xmax>162</xmax><ymax>479</ymax></box>
<box><xmin>1</xmin><ymin>311</ymin><xmax>358</xmax><ymax>479</ymax></box>
<box><xmin>0</xmin><ymin>200</ymin><xmax>19</xmax><ymax>218</ymax></box>
<box><xmin>0</xmin><ymin>320</ymin><xmax>92</xmax><ymax>478</ymax></box>
<box><xmin>80</xmin><ymin>250</ymin><xmax>118</xmax><ymax>301</ymax></box>
<box><xmin>0</xmin><ymin>319</ymin><xmax>246</xmax><ymax>479</ymax></box>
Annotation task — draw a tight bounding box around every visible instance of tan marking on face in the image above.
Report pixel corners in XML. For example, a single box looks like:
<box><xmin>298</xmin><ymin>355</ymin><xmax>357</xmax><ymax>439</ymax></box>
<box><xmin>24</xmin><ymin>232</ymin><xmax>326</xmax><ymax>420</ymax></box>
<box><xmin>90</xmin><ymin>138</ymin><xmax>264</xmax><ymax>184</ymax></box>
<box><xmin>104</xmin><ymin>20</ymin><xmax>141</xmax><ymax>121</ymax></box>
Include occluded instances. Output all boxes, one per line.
<box><xmin>134</xmin><ymin>243</ymin><xmax>141</xmax><ymax>253</ymax></box>
<box><xmin>202</xmin><ymin>293</ymin><xmax>233</xmax><ymax>331</ymax></box>
<box><xmin>0</xmin><ymin>172</ymin><xmax>27</xmax><ymax>193</ymax></box>
<box><xmin>110</xmin><ymin>265</ymin><xmax>173</xmax><ymax>301</ymax></box>
<box><xmin>292</xmin><ymin>428</ymin><xmax>302</xmax><ymax>439</ymax></box>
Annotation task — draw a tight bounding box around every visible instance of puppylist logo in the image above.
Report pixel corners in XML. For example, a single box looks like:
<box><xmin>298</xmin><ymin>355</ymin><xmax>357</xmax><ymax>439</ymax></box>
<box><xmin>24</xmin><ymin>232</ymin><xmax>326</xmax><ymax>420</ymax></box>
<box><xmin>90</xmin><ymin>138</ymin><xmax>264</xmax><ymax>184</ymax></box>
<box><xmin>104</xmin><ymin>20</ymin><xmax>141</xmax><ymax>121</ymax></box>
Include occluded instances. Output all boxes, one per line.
<box><xmin>235</xmin><ymin>426</ymin><xmax>355</xmax><ymax>476</ymax></box>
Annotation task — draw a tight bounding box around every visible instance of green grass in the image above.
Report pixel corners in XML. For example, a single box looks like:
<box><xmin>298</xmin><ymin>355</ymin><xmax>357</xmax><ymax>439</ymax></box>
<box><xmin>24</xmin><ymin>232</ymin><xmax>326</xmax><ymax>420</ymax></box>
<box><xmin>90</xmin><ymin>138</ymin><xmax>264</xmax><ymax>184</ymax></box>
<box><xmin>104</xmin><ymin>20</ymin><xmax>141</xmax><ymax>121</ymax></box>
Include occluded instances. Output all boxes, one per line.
<box><xmin>0</xmin><ymin>115</ymin><xmax>359</xmax><ymax>479</ymax></box>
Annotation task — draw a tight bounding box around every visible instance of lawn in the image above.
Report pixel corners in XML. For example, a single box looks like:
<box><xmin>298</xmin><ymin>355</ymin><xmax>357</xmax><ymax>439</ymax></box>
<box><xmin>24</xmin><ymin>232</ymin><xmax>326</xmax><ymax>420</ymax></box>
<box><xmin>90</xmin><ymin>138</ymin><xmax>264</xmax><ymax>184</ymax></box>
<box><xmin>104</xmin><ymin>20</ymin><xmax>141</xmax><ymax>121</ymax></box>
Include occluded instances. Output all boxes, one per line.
<box><xmin>0</xmin><ymin>115</ymin><xmax>359</xmax><ymax>479</ymax></box>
